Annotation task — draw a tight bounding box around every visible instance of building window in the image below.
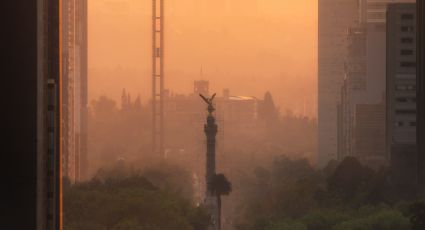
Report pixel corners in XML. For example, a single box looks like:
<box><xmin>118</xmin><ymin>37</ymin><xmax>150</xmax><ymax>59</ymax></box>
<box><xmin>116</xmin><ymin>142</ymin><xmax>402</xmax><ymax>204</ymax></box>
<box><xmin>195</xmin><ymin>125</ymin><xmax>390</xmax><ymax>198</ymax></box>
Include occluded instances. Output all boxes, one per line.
<box><xmin>401</xmin><ymin>49</ymin><xmax>413</xmax><ymax>55</ymax></box>
<box><xmin>408</xmin><ymin>85</ymin><xmax>416</xmax><ymax>91</ymax></box>
<box><xmin>401</xmin><ymin>26</ymin><xmax>414</xmax><ymax>32</ymax></box>
<box><xmin>396</xmin><ymin>109</ymin><xmax>416</xmax><ymax>115</ymax></box>
<box><xmin>397</xmin><ymin>85</ymin><xmax>416</xmax><ymax>91</ymax></box>
<box><xmin>396</xmin><ymin>121</ymin><xmax>404</xmax><ymax>127</ymax></box>
<box><xmin>397</xmin><ymin>97</ymin><xmax>417</xmax><ymax>102</ymax></box>
<box><xmin>396</xmin><ymin>97</ymin><xmax>408</xmax><ymax>102</ymax></box>
<box><xmin>401</xmin><ymin>37</ymin><xmax>414</xmax><ymax>43</ymax></box>
<box><xmin>367</xmin><ymin>3</ymin><xmax>386</xmax><ymax>10</ymax></box>
<box><xmin>396</xmin><ymin>85</ymin><xmax>407</xmax><ymax>91</ymax></box>
<box><xmin>400</xmin><ymin>61</ymin><xmax>416</xmax><ymax>68</ymax></box>
<box><xmin>401</xmin><ymin>14</ymin><xmax>414</xmax><ymax>20</ymax></box>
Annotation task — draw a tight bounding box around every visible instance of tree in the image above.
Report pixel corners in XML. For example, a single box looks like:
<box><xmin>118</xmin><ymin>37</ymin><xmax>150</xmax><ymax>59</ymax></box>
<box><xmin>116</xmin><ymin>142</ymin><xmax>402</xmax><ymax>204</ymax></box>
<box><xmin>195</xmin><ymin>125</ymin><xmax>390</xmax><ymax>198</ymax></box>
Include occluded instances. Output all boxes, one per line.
<box><xmin>134</xmin><ymin>94</ymin><xmax>142</xmax><ymax>112</ymax></box>
<box><xmin>210</xmin><ymin>173</ymin><xmax>232</xmax><ymax>196</ymax></box>
<box><xmin>121</xmin><ymin>88</ymin><xmax>129</xmax><ymax>111</ymax></box>
<box><xmin>259</xmin><ymin>91</ymin><xmax>278</xmax><ymax>122</ymax></box>
<box><xmin>209</xmin><ymin>173</ymin><xmax>232</xmax><ymax>228</ymax></box>
<box><xmin>63</xmin><ymin>173</ymin><xmax>209</xmax><ymax>230</ymax></box>
<box><xmin>408</xmin><ymin>201</ymin><xmax>425</xmax><ymax>230</ymax></box>
<box><xmin>92</xmin><ymin>96</ymin><xmax>117</xmax><ymax>117</ymax></box>
<box><xmin>327</xmin><ymin>157</ymin><xmax>374</xmax><ymax>200</ymax></box>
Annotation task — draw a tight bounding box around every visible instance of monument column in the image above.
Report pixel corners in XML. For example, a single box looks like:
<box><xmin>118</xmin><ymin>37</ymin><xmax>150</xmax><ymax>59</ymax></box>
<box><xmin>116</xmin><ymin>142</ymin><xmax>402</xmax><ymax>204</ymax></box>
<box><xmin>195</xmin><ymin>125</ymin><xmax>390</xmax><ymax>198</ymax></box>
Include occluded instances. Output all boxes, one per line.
<box><xmin>200</xmin><ymin>93</ymin><xmax>220</xmax><ymax>230</ymax></box>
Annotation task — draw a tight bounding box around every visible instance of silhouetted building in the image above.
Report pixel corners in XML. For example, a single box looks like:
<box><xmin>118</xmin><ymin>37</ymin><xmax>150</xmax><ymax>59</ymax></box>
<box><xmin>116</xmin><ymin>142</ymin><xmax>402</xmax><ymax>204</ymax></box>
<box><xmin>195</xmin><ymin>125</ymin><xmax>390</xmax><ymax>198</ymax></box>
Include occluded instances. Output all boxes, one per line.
<box><xmin>338</xmin><ymin>26</ymin><xmax>367</xmax><ymax>160</ymax></box>
<box><xmin>337</xmin><ymin>0</ymin><xmax>415</xmax><ymax>166</ymax></box>
<box><xmin>354</xmin><ymin>103</ymin><xmax>386</xmax><ymax>167</ymax></box>
<box><xmin>7</xmin><ymin>1</ymin><xmax>62</xmax><ymax>229</ymax></box>
<box><xmin>358</xmin><ymin>0</ymin><xmax>416</xmax><ymax>24</ymax></box>
<box><xmin>164</xmin><ymin>81</ymin><xmax>265</xmax><ymax>153</ymax></box>
<box><xmin>62</xmin><ymin>0</ymin><xmax>88</xmax><ymax>183</ymax></box>
<box><xmin>386</xmin><ymin>3</ymin><xmax>417</xmax><ymax>185</ymax></box>
<box><xmin>417</xmin><ymin>0</ymin><xmax>425</xmax><ymax>185</ymax></box>
<box><xmin>318</xmin><ymin>0</ymin><xmax>358</xmax><ymax>167</ymax></box>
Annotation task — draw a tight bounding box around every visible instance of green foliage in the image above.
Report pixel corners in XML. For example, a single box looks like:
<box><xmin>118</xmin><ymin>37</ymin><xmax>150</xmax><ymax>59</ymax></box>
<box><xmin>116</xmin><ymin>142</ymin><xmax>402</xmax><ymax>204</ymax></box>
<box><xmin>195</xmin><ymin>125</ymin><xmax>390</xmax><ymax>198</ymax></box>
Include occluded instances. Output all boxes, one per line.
<box><xmin>301</xmin><ymin>210</ymin><xmax>349</xmax><ymax>230</ymax></box>
<box><xmin>141</xmin><ymin>162</ymin><xmax>194</xmax><ymax>200</ymax></box>
<box><xmin>265</xmin><ymin>219</ymin><xmax>307</xmax><ymax>230</ymax></box>
<box><xmin>327</xmin><ymin>157</ymin><xmax>374</xmax><ymax>200</ymax></box>
<box><xmin>63</xmin><ymin>174</ymin><xmax>209</xmax><ymax>230</ymax></box>
<box><xmin>332</xmin><ymin>208</ymin><xmax>410</xmax><ymax>230</ymax></box>
<box><xmin>235</xmin><ymin>156</ymin><xmax>321</xmax><ymax>227</ymax></box>
<box><xmin>408</xmin><ymin>200</ymin><xmax>425</xmax><ymax>230</ymax></box>
<box><xmin>235</xmin><ymin>156</ymin><xmax>424</xmax><ymax>230</ymax></box>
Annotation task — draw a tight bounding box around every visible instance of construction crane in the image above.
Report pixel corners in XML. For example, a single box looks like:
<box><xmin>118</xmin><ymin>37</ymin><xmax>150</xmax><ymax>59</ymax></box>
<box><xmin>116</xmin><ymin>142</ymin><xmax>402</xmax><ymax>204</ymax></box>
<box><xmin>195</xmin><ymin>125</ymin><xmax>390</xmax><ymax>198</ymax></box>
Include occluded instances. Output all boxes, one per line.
<box><xmin>152</xmin><ymin>0</ymin><xmax>165</xmax><ymax>156</ymax></box>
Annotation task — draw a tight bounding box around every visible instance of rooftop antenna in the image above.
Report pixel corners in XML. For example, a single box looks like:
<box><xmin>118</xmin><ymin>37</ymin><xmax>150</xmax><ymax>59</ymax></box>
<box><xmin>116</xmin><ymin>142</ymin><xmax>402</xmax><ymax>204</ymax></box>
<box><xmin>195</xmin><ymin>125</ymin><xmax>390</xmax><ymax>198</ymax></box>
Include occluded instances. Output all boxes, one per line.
<box><xmin>152</xmin><ymin>0</ymin><xmax>165</xmax><ymax>156</ymax></box>
<box><xmin>200</xmin><ymin>65</ymin><xmax>204</xmax><ymax>80</ymax></box>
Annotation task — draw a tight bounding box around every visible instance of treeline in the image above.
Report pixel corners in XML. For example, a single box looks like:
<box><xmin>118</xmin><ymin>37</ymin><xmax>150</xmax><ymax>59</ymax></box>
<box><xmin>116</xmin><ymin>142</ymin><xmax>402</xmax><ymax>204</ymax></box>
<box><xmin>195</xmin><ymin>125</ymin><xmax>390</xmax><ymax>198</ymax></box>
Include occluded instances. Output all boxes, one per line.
<box><xmin>259</xmin><ymin>92</ymin><xmax>317</xmax><ymax>158</ymax></box>
<box><xmin>63</xmin><ymin>161</ymin><xmax>210</xmax><ymax>230</ymax></box>
<box><xmin>232</xmin><ymin>156</ymin><xmax>425</xmax><ymax>230</ymax></box>
<box><xmin>87</xmin><ymin>90</ymin><xmax>152</xmax><ymax>176</ymax></box>
<box><xmin>87</xmin><ymin>91</ymin><xmax>317</xmax><ymax>176</ymax></box>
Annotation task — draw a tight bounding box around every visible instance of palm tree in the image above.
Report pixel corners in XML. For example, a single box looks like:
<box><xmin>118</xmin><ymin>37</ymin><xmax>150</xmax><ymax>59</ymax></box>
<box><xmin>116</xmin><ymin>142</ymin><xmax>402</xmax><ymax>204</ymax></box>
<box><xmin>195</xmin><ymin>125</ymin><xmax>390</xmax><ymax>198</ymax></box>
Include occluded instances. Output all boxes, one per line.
<box><xmin>209</xmin><ymin>173</ymin><xmax>232</xmax><ymax>196</ymax></box>
<box><xmin>209</xmin><ymin>173</ymin><xmax>232</xmax><ymax>230</ymax></box>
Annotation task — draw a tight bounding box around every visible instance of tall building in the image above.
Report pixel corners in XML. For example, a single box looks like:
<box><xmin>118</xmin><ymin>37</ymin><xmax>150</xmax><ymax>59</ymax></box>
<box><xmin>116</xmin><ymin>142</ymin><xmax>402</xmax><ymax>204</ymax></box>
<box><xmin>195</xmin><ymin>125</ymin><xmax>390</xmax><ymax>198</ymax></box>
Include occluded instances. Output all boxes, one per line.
<box><xmin>359</xmin><ymin>0</ymin><xmax>416</xmax><ymax>24</ymax></box>
<box><xmin>318</xmin><ymin>0</ymin><xmax>358</xmax><ymax>167</ymax></box>
<box><xmin>359</xmin><ymin>0</ymin><xmax>416</xmax><ymax>103</ymax></box>
<box><xmin>62</xmin><ymin>0</ymin><xmax>88</xmax><ymax>183</ymax></box>
<box><xmin>386</xmin><ymin>3</ymin><xmax>417</xmax><ymax>184</ymax></box>
<box><xmin>417</xmin><ymin>0</ymin><xmax>425</xmax><ymax>185</ymax></box>
<box><xmin>353</xmin><ymin>103</ymin><xmax>386</xmax><ymax>167</ymax></box>
<box><xmin>336</xmin><ymin>0</ymin><xmax>415</xmax><ymax>167</ymax></box>
<box><xmin>7</xmin><ymin>0</ymin><xmax>62</xmax><ymax>229</ymax></box>
<box><xmin>338</xmin><ymin>27</ymin><xmax>367</xmax><ymax>160</ymax></box>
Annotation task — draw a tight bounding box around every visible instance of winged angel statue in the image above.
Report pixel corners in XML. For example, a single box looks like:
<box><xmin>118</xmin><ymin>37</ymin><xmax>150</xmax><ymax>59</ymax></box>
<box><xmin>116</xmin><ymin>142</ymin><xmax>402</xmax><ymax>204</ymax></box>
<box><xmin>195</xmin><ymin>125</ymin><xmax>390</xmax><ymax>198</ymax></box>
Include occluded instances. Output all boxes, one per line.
<box><xmin>199</xmin><ymin>93</ymin><xmax>216</xmax><ymax>114</ymax></box>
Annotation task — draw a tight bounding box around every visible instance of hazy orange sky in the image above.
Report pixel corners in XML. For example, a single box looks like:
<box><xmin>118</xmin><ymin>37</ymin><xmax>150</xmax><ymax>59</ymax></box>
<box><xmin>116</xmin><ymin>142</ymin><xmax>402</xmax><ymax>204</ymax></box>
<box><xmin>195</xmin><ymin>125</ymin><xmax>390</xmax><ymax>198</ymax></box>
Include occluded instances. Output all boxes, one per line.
<box><xmin>88</xmin><ymin>0</ymin><xmax>318</xmax><ymax>117</ymax></box>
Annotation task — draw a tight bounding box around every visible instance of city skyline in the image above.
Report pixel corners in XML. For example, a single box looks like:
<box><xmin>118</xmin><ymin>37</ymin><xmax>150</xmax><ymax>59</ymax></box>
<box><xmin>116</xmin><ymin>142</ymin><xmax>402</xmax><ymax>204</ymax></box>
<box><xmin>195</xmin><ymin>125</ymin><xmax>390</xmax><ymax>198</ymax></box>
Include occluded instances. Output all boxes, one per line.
<box><xmin>87</xmin><ymin>0</ymin><xmax>318</xmax><ymax>118</ymax></box>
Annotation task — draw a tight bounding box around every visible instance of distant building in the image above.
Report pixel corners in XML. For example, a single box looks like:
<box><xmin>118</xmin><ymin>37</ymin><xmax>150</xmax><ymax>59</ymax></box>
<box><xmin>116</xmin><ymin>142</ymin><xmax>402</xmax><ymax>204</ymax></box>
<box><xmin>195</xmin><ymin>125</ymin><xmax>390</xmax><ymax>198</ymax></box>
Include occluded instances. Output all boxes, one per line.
<box><xmin>354</xmin><ymin>103</ymin><xmax>386</xmax><ymax>167</ymax></box>
<box><xmin>358</xmin><ymin>0</ymin><xmax>416</xmax><ymax>24</ymax></box>
<box><xmin>62</xmin><ymin>0</ymin><xmax>88</xmax><ymax>183</ymax></box>
<box><xmin>164</xmin><ymin>81</ymin><xmax>265</xmax><ymax>155</ymax></box>
<box><xmin>337</xmin><ymin>0</ymin><xmax>415</xmax><ymax>167</ymax></box>
<box><xmin>386</xmin><ymin>3</ymin><xmax>417</xmax><ymax>184</ymax></box>
<box><xmin>338</xmin><ymin>26</ymin><xmax>367</xmax><ymax>160</ymax></box>
<box><xmin>417</xmin><ymin>1</ymin><xmax>425</xmax><ymax>185</ymax></box>
<box><xmin>359</xmin><ymin>0</ymin><xmax>415</xmax><ymax>103</ymax></box>
<box><xmin>318</xmin><ymin>0</ymin><xmax>358</xmax><ymax>167</ymax></box>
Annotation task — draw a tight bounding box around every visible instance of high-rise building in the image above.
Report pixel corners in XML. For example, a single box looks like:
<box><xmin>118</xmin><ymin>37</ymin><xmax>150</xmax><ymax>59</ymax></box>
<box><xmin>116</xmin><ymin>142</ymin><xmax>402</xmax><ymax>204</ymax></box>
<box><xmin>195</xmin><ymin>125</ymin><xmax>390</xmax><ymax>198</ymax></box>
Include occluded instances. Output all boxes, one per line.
<box><xmin>338</xmin><ymin>27</ymin><xmax>367</xmax><ymax>160</ymax></box>
<box><xmin>353</xmin><ymin>103</ymin><xmax>386</xmax><ymax>167</ymax></box>
<box><xmin>417</xmin><ymin>0</ymin><xmax>425</xmax><ymax>185</ymax></box>
<box><xmin>359</xmin><ymin>0</ymin><xmax>415</xmax><ymax>104</ymax></box>
<box><xmin>7</xmin><ymin>1</ymin><xmax>62</xmax><ymax>229</ymax></box>
<box><xmin>62</xmin><ymin>0</ymin><xmax>88</xmax><ymax>183</ymax></box>
<box><xmin>359</xmin><ymin>0</ymin><xmax>416</xmax><ymax>24</ymax></box>
<box><xmin>386</xmin><ymin>3</ymin><xmax>417</xmax><ymax>184</ymax></box>
<box><xmin>336</xmin><ymin>0</ymin><xmax>415</xmax><ymax>167</ymax></box>
<box><xmin>318</xmin><ymin>0</ymin><xmax>358</xmax><ymax>167</ymax></box>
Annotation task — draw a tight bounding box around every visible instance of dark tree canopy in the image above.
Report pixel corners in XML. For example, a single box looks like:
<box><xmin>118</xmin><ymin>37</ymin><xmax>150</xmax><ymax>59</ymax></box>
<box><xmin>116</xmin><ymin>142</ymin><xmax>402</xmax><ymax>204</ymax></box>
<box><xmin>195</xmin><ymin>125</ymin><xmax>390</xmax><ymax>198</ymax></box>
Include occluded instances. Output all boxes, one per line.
<box><xmin>209</xmin><ymin>173</ymin><xmax>232</xmax><ymax>196</ymax></box>
<box><xmin>64</xmin><ymin>170</ymin><xmax>210</xmax><ymax>230</ymax></box>
<box><xmin>327</xmin><ymin>156</ymin><xmax>374</xmax><ymax>198</ymax></box>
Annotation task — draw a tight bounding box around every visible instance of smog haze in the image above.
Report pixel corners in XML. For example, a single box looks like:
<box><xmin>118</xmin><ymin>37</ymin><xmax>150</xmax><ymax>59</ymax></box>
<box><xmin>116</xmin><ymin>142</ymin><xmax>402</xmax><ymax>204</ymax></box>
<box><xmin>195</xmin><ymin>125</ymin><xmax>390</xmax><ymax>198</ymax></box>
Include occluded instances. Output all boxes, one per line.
<box><xmin>88</xmin><ymin>0</ymin><xmax>317</xmax><ymax>117</ymax></box>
